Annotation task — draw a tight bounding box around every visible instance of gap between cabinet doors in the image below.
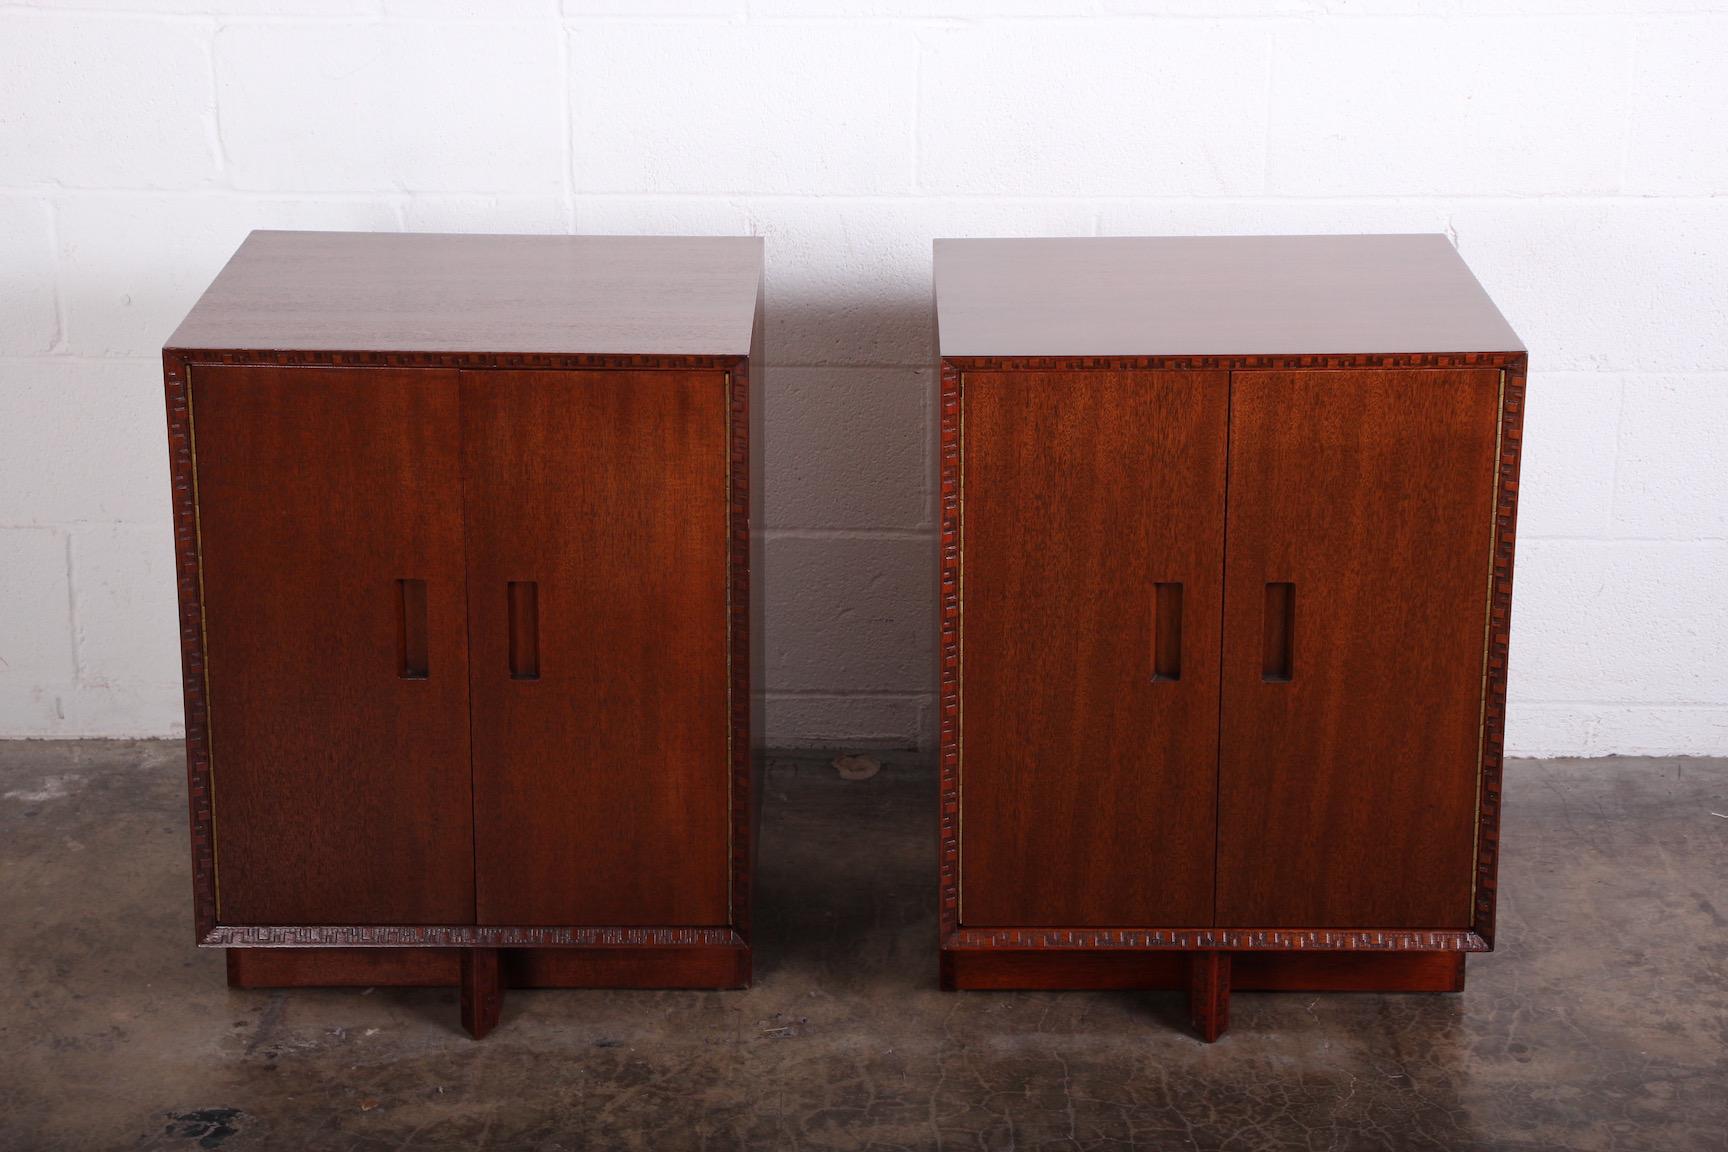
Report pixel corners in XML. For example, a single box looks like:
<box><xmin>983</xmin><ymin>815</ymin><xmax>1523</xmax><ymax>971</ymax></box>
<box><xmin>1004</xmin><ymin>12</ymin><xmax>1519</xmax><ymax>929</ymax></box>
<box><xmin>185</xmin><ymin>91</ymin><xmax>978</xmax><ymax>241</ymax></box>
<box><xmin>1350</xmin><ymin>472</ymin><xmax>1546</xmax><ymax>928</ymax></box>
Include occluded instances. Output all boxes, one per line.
<box><xmin>947</xmin><ymin>364</ymin><xmax>1509</xmax><ymax>938</ymax></box>
<box><xmin>175</xmin><ymin>356</ymin><xmax>751</xmax><ymax>946</ymax></box>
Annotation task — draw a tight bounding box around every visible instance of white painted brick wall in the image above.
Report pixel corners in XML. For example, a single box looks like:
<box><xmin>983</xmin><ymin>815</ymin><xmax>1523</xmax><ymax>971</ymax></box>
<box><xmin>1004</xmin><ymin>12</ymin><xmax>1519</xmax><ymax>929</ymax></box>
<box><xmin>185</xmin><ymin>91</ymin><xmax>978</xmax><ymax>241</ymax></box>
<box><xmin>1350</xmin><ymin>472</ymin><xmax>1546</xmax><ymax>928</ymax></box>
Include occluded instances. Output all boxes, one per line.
<box><xmin>217</xmin><ymin>21</ymin><xmax>566</xmax><ymax>192</ymax></box>
<box><xmin>1</xmin><ymin>2</ymin><xmax>1725</xmax><ymax>757</ymax></box>
<box><xmin>0</xmin><ymin>14</ymin><xmax>217</xmax><ymax>189</ymax></box>
<box><xmin>1265</xmin><ymin>19</ymin><xmax>1629</xmax><ymax>196</ymax></box>
<box><xmin>572</xmin><ymin>23</ymin><xmax>920</xmax><ymax>194</ymax></box>
<box><xmin>919</xmin><ymin>23</ymin><xmax>1272</xmax><ymax>196</ymax></box>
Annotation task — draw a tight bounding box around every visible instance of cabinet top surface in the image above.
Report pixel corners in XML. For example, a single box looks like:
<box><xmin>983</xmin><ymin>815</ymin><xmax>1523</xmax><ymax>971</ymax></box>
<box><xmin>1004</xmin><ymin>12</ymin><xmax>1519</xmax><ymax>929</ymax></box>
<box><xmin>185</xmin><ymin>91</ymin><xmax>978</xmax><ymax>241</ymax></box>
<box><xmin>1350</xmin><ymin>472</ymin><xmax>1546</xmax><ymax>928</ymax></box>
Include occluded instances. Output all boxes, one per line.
<box><xmin>934</xmin><ymin>234</ymin><xmax>1523</xmax><ymax>358</ymax></box>
<box><xmin>167</xmin><ymin>231</ymin><xmax>764</xmax><ymax>356</ymax></box>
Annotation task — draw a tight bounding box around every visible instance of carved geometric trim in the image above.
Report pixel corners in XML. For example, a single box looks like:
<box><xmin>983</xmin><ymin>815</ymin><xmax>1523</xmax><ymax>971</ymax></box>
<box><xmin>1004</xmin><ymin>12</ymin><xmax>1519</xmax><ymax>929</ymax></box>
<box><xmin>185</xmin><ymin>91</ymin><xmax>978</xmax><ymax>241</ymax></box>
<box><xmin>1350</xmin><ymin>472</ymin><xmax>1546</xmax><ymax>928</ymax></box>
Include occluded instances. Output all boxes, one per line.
<box><xmin>944</xmin><ymin>928</ymin><xmax>1490</xmax><ymax>953</ymax></box>
<box><xmin>1472</xmin><ymin>353</ymin><xmax>1527</xmax><ymax>948</ymax></box>
<box><xmin>937</xmin><ymin>360</ymin><xmax>962</xmax><ymax>938</ymax></box>
<box><xmin>165</xmin><ymin>350</ymin><xmax>217</xmax><ymax>942</ymax></box>
<box><xmin>943</xmin><ymin>351</ymin><xmax>1523</xmax><ymax>375</ymax></box>
<box><xmin>169</xmin><ymin>348</ymin><xmax>745</xmax><ymax>374</ymax></box>
<box><xmin>203</xmin><ymin>925</ymin><xmax>746</xmax><ymax>949</ymax></box>
<box><xmin>936</xmin><ymin>351</ymin><xmax>1526</xmax><ymax>955</ymax></box>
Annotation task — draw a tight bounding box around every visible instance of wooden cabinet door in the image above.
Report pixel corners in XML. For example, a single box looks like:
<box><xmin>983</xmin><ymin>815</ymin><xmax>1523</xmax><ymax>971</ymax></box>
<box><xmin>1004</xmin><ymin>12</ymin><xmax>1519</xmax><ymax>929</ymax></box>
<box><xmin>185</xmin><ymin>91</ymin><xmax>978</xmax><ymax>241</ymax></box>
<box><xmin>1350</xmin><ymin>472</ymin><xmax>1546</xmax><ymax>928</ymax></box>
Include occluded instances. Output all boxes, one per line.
<box><xmin>959</xmin><ymin>370</ymin><xmax>1229</xmax><ymax>927</ymax></box>
<box><xmin>1216</xmin><ymin>369</ymin><xmax>1503</xmax><ymax>928</ymax></box>
<box><xmin>191</xmin><ymin>366</ymin><xmax>474</xmax><ymax>925</ymax></box>
<box><xmin>462</xmin><ymin>370</ymin><xmax>731</xmax><ymax>927</ymax></box>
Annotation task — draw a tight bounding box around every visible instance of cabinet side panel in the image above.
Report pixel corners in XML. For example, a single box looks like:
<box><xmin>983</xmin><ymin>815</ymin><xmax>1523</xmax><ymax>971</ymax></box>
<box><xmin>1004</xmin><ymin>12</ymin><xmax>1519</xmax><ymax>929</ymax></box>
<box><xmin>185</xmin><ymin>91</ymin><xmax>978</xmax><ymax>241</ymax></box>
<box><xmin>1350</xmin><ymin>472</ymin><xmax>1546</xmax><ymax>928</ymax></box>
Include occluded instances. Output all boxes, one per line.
<box><xmin>464</xmin><ymin>370</ymin><xmax>731</xmax><ymax>927</ymax></box>
<box><xmin>191</xmin><ymin>364</ymin><xmax>474</xmax><ymax>926</ymax></box>
<box><xmin>1217</xmin><ymin>368</ymin><xmax>1502</xmax><ymax>929</ymax></box>
<box><xmin>959</xmin><ymin>370</ymin><xmax>1228</xmax><ymax>928</ymax></box>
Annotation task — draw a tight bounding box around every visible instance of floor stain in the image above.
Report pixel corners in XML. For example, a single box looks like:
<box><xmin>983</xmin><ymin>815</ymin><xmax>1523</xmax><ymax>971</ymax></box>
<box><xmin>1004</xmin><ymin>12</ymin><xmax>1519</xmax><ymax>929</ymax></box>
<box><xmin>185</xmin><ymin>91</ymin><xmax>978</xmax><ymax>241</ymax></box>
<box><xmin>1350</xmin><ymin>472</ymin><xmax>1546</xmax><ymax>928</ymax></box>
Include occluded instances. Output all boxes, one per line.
<box><xmin>2</xmin><ymin>772</ymin><xmax>84</xmax><ymax>803</ymax></box>
<box><xmin>155</xmin><ymin>1109</ymin><xmax>244</xmax><ymax>1149</ymax></box>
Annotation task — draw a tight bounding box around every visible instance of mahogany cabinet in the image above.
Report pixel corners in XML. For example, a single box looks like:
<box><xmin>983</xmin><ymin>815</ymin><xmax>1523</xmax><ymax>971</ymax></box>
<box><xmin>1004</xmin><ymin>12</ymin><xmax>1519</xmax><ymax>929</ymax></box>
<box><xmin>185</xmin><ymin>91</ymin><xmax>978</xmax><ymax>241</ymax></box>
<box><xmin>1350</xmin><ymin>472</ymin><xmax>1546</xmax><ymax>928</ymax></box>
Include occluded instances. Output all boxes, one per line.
<box><xmin>164</xmin><ymin>231</ymin><xmax>764</xmax><ymax>1036</ymax></box>
<box><xmin>933</xmin><ymin>235</ymin><xmax>1526</xmax><ymax>1040</ymax></box>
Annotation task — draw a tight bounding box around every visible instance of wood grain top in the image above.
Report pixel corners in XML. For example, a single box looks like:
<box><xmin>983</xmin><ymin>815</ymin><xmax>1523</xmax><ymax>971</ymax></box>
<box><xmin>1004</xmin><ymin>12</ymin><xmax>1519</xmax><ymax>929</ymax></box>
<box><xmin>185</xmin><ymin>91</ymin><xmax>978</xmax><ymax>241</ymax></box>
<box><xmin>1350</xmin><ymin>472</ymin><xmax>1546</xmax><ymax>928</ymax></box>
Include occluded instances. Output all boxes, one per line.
<box><xmin>167</xmin><ymin>231</ymin><xmax>764</xmax><ymax>356</ymax></box>
<box><xmin>934</xmin><ymin>234</ymin><xmax>1522</xmax><ymax>358</ymax></box>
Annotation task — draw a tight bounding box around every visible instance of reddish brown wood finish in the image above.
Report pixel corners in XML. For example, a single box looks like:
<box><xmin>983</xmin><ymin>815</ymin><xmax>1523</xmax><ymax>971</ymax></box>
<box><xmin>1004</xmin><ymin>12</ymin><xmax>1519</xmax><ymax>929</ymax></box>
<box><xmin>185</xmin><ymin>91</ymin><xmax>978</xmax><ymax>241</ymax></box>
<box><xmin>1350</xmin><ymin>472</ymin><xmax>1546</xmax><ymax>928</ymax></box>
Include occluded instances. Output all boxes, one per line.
<box><xmin>1216</xmin><ymin>369</ymin><xmax>1503</xmax><ymax>929</ymax></box>
<box><xmin>1473</xmin><ymin>358</ymin><xmax>1526</xmax><ymax>949</ymax></box>
<box><xmin>169</xmin><ymin>232</ymin><xmax>760</xmax><ymax>357</ymax></box>
<box><xmin>461</xmin><ymin>949</ymin><xmax>504</xmax><ymax>1039</ymax></box>
<box><xmin>222</xmin><ymin>945</ymin><xmax>747</xmax><ymax>993</ymax></box>
<box><xmin>463</xmin><ymin>370</ymin><xmax>731</xmax><ymax>928</ymax></box>
<box><xmin>941</xmin><ymin>949</ymin><xmax>1465</xmax><ymax>993</ymax></box>
<box><xmin>935</xmin><ymin>235</ymin><xmax>1526</xmax><ymax>1043</ymax></box>
<box><xmin>937</xmin><ymin>351</ymin><xmax>1525</xmax><ymax>958</ymax></box>
<box><xmin>959</xmin><ymin>370</ymin><xmax>1227</xmax><ymax>927</ymax></box>
<box><xmin>165</xmin><ymin>233</ymin><xmax>763</xmax><ymax>1038</ymax></box>
<box><xmin>225</xmin><ymin>948</ymin><xmax>462</xmax><ymax>988</ymax></box>
<box><xmin>168</xmin><ymin>354</ymin><xmax>756</xmax><ymax>949</ymax></box>
<box><xmin>189</xmin><ymin>365</ymin><xmax>475</xmax><ymax>926</ymax></box>
<box><xmin>938</xmin><ymin>356</ymin><xmax>1519</xmax><ymax>1036</ymax></box>
<box><xmin>1229</xmin><ymin>951</ymin><xmax>1465</xmax><ymax>993</ymax></box>
<box><xmin>1188</xmin><ymin>952</ymin><xmax>1230</xmax><ymax>1043</ymax></box>
<box><xmin>943</xmin><ymin>927</ymin><xmax>1486</xmax><ymax>951</ymax></box>
<box><xmin>172</xmin><ymin>352</ymin><xmax>755</xmax><ymax>953</ymax></box>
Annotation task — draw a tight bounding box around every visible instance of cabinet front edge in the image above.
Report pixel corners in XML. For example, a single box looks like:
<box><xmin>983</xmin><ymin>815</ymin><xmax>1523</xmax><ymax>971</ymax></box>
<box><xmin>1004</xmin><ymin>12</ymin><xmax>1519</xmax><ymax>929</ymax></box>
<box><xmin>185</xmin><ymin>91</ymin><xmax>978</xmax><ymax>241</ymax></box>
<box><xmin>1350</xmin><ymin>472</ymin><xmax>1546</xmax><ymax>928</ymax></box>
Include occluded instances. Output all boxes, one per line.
<box><xmin>941</xmin><ymin>930</ymin><xmax>1490</xmax><ymax>953</ymax></box>
<box><xmin>166</xmin><ymin>348</ymin><xmax>750</xmax><ymax>373</ymax></box>
<box><xmin>202</xmin><ymin>926</ymin><xmax>750</xmax><ymax>949</ymax></box>
<box><xmin>939</xmin><ymin>351</ymin><xmax>1524</xmax><ymax>374</ymax></box>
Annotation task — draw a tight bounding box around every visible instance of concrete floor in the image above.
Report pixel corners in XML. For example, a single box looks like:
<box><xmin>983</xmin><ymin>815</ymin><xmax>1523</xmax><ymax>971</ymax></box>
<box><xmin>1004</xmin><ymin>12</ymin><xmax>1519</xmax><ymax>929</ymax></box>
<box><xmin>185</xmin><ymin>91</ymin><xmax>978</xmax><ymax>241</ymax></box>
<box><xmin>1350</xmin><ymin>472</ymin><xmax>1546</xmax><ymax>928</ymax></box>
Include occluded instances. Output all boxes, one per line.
<box><xmin>1</xmin><ymin>744</ymin><xmax>1724</xmax><ymax>1152</ymax></box>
